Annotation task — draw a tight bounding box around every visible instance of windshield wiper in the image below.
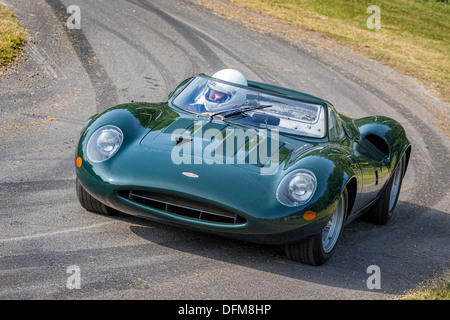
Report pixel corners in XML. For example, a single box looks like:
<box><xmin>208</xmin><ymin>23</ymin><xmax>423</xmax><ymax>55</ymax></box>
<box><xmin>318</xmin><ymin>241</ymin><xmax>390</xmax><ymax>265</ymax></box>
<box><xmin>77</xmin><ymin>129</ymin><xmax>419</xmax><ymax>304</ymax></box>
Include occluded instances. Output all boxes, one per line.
<box><xmin>208</xmin><ymin>104</ymin><xmax>272</xmax><ymax>119</ymax></box>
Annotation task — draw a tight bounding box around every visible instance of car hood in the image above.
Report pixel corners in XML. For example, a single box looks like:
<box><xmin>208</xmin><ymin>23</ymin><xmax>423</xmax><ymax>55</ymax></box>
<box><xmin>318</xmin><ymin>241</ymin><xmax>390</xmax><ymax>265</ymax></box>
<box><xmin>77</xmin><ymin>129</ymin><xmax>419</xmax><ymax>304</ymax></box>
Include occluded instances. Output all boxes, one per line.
<box><xmin>139</xmin><ymin>116</ymin><xmax>314</xmax><ymax>175</ymax></box>
<box><xmin>80</xmin><ymin>104</ymin><xmax>323</xmax><ymax>219</ymax></box>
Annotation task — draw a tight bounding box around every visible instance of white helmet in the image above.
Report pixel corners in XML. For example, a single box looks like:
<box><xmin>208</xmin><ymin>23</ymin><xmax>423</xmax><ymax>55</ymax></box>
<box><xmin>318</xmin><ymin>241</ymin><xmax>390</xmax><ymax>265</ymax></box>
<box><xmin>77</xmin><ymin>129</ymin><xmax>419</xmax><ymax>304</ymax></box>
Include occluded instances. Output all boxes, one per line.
<box><xmin>204</xmin><ymin>69</ymin><xmax>248</xmax><ymax>112</ymax></box>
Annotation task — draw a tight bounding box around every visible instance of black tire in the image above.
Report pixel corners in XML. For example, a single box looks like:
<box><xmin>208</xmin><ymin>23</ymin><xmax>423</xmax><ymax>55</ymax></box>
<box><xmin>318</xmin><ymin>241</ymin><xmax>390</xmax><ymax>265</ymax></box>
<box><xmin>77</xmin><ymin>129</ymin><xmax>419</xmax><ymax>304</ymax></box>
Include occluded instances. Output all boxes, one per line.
<box><xmin>76</xmin><ymin>178</ymin><xmax>116</xmax><ymax>215</ymax></box>
<box><xmin>363</xmin><ymin>154</ymin><xmax>405</xmax><ymax>225</ymax></box>
<box><xmin>285</xmin><ymin>188</ymin><xmax>348</xmax><ymax>266</ymax></box>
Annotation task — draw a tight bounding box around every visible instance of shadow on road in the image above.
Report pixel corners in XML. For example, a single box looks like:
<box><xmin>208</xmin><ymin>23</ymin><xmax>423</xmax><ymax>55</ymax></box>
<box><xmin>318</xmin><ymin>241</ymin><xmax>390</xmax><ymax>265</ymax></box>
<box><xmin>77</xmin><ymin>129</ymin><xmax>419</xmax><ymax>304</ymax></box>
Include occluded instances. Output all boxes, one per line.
<box><xmin>124</xmin><ymin>199</ymin><xmax>449</xmax><ymax>295</ymax></box>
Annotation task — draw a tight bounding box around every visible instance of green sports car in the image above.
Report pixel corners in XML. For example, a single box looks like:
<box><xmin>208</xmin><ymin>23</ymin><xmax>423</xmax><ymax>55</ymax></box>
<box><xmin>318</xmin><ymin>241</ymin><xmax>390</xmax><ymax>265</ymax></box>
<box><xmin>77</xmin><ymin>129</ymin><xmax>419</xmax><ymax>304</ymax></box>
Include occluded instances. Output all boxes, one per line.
<box><xmin>75</xmin><ymin>73</ymin><xmax>411</xmax><ymax>265</ymax></box>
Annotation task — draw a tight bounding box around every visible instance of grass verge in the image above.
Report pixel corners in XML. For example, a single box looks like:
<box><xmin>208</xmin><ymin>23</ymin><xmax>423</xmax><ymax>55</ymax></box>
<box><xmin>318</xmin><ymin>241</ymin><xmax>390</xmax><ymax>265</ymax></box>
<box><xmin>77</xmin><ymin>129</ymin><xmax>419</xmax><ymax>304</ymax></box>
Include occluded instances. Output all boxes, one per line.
<box><xmin>401</xmin><ymin>270</ymin><xmax>449</xmax><ymax>300</ymax></box>
<box><xmin>199</xmin><ymin>0</ymin><xmax>449</xmax><ymax>103</ymax></box>
<box><xmin>0</xmin><ymin>3</ymin><xmax>27</xmax><ymax>68</ymax></box>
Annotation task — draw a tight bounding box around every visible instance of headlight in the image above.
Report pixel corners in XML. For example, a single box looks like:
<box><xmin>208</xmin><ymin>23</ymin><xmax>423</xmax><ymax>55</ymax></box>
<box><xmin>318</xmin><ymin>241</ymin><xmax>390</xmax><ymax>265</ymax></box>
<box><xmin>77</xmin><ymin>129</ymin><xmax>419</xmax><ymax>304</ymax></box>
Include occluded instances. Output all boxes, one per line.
<box><xmin>86</xmin><ymin>125</ymin><xmax>123</xmax><ymax>163</ymax></box>
<box><xmin>276</xmin><ymin>169</ymin><xmax>317</xmax><ymax>207</ymax></box>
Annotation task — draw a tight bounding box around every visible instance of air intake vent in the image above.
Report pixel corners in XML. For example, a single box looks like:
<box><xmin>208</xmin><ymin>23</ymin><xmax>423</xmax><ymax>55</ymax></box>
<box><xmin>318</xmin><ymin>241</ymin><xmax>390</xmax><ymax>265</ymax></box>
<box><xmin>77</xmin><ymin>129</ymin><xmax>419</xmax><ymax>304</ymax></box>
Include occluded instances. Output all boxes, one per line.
<box><xmin>119</xmin><ymin>190</ymin><xmax>246</xmax><ymax>225</ymax></box>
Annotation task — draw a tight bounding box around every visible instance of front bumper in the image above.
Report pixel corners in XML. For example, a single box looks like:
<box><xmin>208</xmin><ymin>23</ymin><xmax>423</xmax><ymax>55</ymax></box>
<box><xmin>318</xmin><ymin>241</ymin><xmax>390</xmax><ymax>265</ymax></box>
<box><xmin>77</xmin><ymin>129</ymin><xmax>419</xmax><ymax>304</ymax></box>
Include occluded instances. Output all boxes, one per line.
<box><xmin>76</xmin><ymin>163</ymin><xmax>335</xmax><ymax>245</ymax></box>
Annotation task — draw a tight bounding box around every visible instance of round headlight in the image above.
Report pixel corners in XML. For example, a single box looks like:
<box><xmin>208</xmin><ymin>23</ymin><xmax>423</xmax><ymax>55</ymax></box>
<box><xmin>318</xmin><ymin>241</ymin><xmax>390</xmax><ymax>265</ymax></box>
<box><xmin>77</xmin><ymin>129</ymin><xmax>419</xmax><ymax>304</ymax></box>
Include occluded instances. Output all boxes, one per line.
<box><xmin>86</xmin><ymin>125</ymin><xmax>123</xmax><ymax>163</ymax></box>
<box><xmin>276</xmin><ymin>169</ymin><xmax>317</xmax><ymax>207</ymax></box>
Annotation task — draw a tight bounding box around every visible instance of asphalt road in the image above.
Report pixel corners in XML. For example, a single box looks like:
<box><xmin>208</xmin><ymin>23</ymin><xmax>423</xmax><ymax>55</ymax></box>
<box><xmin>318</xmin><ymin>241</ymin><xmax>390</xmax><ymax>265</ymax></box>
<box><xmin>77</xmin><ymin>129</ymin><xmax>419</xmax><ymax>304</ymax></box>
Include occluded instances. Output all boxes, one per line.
<box><xmin>0</xmin><ymin>0</ymin><xmax>448</xmax><ymax>300</ymax></box>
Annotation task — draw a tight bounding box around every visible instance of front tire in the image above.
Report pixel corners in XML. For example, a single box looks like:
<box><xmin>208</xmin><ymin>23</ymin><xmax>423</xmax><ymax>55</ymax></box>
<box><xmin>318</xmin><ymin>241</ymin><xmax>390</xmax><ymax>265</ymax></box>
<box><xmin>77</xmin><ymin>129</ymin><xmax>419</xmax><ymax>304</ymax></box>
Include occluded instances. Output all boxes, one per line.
<box><xmin>76</xmin><ymin>178</ymin><xmax>116</xmax><ymax>215</ymax></box>
<box><xmin>285</xmin><ymin>188</ymin><xmax>348</xmax><ymax>266</ymax></box>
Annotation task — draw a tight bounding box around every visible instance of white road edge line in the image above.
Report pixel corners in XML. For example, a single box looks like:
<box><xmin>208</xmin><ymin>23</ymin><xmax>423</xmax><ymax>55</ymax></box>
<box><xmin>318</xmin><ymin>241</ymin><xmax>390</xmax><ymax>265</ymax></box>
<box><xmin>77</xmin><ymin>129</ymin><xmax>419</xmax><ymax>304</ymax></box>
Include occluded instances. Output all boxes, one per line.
<box><xmin>0</xmin><ymin>221</ymin><xmax>115</xmax><ymax>243</ymax></box>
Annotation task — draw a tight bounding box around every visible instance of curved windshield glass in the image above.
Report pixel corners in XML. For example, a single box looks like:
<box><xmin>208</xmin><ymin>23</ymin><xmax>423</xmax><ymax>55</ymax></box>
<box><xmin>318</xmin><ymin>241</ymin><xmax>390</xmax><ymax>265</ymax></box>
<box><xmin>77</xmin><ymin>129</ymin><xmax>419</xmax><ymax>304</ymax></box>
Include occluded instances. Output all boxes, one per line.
<box><xmin>172</xmin><ymin>76</ymin><xmax>326</xmax><ymax>138</ymax></box>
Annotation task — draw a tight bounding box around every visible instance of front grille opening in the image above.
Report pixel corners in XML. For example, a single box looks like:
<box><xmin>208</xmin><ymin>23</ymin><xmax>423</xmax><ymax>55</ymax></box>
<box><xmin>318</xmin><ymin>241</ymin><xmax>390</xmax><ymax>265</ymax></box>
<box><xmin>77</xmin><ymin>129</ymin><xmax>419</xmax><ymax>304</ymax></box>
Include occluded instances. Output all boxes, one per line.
<box><xmin>118</xmin><ymin>190</ymin><xmax>246</xmax><ymax>225</ymax></box>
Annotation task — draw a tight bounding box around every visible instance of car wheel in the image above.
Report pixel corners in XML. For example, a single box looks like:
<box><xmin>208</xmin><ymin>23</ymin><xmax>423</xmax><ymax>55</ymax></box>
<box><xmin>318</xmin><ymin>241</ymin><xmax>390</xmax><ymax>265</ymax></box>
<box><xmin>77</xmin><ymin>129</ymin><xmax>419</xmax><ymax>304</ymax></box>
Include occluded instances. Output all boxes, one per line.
<box><xmin>285</xmin><ymin>188</ymin><xmax>348</xmax><ymax>266</ymax></box>
<box><xmin>76</xmin><ymin>178</ymin><xmax>116</xmax><ymax>215</ymax></box>
<box><xmin>364</xmin><ymin>154</ymin><xmax>405</xmax><ymax>225</ymax></box>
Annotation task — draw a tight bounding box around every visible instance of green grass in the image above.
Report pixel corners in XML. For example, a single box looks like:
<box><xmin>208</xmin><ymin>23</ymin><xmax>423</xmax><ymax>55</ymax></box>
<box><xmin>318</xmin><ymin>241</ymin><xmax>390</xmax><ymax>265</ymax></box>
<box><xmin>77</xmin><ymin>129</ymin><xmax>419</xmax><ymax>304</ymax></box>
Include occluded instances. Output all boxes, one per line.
<box><xmin>401</xmin><ymin>270</ymin><xmax>450</xmax><ymax>300</ymax></box>
<box><xmin>0</xmin><ymin>4</ymin><xmax>27</xmax><ymax>67</ymax></box>
<box><xmin>212</xmin><ymin>0</ymin><xmax>450</xmax><ymax>102</ymax></box>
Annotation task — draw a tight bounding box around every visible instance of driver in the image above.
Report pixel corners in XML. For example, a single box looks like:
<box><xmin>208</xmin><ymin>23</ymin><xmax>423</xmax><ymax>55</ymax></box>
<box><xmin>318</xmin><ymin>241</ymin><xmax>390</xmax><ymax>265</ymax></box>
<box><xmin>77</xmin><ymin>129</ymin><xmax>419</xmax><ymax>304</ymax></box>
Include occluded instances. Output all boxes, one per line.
<box><xmin>189</xmin><ymin>69</ymin><xmax>248</xmax><ymax>116</ymax></box>
<box><xmin>204</xmin><ymin>69</ymin><xmax>248</xmax><ymax>113</ymax></box>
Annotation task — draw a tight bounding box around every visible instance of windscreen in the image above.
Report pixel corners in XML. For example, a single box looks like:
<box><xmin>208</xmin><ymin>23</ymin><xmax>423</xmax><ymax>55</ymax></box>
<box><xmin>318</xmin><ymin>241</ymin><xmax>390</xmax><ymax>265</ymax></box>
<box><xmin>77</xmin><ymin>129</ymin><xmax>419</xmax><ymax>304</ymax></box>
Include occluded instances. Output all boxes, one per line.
<box><xmin>172</xmin><ymin>76</ymin><xmax>326</xmax><ymax>138</ymax></box>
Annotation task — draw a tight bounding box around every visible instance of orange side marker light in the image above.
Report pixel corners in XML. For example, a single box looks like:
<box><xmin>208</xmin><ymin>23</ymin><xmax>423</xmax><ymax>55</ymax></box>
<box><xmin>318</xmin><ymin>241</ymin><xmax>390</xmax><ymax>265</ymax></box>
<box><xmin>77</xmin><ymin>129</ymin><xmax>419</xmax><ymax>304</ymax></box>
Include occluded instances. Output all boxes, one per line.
<box><xmin>76</xmin><ymin>157</ymin><xmax>82</xmax><ymax>168</ymax></box>
<box><xmin>303</xmin><ymin>211</ymin><xmax>317</xmax><ymax>221</ymax></box>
